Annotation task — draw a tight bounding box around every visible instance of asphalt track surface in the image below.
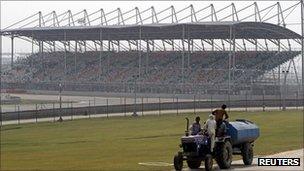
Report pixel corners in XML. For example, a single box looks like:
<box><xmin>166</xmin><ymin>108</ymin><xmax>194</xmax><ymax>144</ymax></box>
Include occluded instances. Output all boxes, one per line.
<box><xmin>225</xmin><ymin>148</ymin><xmax>303</xmax><ymax>171</ymax></box>
<box><xmin>2</xmin><ymin>93</ymin><xmax>194</xmax><ymax>112</ymax></box>
<box><xmin>164</xmin><ymin>149</ymin><xmax>303</xmax><ymax>170</ymax></box>
<box><xmin>4</xmin><ymin>93</ymin><xmax>296</xmax><ymax>112</ymax></box>
<box><xmin>2</xmin><ymin>106</ymin><xmax>301</xmax><ymax>126</ymax></box>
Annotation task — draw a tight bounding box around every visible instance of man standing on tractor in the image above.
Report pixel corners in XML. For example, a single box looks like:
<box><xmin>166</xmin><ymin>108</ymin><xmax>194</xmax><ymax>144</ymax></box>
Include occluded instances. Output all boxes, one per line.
<box><xmin>212</xmin><ymin>104</ymin><xmax>229</xmax><ymax>136</ymax></box>
<box><xmin>190</xmin><ymin>116</ymin><xmax>201</xmax><ymax>135</ymax></box>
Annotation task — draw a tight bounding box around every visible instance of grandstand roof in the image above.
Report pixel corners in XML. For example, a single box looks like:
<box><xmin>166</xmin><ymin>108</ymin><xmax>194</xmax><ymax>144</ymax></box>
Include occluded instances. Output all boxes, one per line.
<box><xmin>1</xmin><ymin>21</ymin><xmax>301</xmax><ymax>41</ymax></box>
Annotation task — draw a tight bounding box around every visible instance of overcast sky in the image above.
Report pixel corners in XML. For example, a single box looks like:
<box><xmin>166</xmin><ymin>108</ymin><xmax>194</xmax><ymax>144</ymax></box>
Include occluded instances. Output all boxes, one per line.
<box><xmin>0</xmin><ymin>1</ymin><xmax>302</xmax><ymax>53</ymax></box>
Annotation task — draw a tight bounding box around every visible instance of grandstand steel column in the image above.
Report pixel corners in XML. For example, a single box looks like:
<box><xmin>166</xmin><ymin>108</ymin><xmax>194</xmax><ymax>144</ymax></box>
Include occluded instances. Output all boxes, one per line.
<box><xmin>38</xmin><ymin>11</ymin><xmax>42</xmax><ymax>75</ymax></box>
<box><xmin>41</xmin><ymin>41</ymin><xmax>45</xmax><ymax>78</ymax></box>
<box><xmin>146</xmin><ymin>40</ymin><xmax>149</xmax><ymax>74</ymax></box>
<box><xmin>99</xmin><ymin>29</ymin><xmax>103</xmax><ymax>81</ymax></box>
<box><xmin>211</xmin><ymin>4</ymin><xmax>215</xmax><ymax>51</ymax></box>
<box><xmin>31</xmin><ymin>37</ymin><xmax>34</xmax><ymax>74</ymax></box>
<box><xmin>107</xmin><ymin>40</ymin><xmax>110</xmax><ymax>76</ymax></box>
<box><xmin>254</xmin><ymin>3</ymin><xmax>258</xmax><ymax>52</ymax></box>
<box><xmin>187</xmin><ymin>37</ymin><xmax>190</xmax><ymax>68</ymax></box>
<box><xmin>228</xmin><ymin>25</ymin><xmax>233</xmax><ymax>108</ymax></box>
<box><xmin>11</xmin><ymin>36</ymin><xmax>14</xmax><ymax>69</ymax></box>
<box><xmin>181</xmin><ymin>25</ymin><xmax>185</xmax><ymax>92</ymax></box>
<box><xmin>38</xmin><ymin>41</ymin><xmax>42</xmax><ymax>72</ymax></box>
<box><xmin>232</xmin><ymin>25</ymin><xmax>236</xmax><ymax>96</ymax></box>
<box><xmin>74</xmin><ymin>41</ymin><xmax>77</xmax><ymax>74</ymax></box>
<box><xmin>64</xmin><ymin>31</ymin><xmax>67</xmax><ymax>86</ymax></box>
<box><xmin>138</xmin><ymin>26</ymin><xmax>142</xmax><ymax>90</ymax></box>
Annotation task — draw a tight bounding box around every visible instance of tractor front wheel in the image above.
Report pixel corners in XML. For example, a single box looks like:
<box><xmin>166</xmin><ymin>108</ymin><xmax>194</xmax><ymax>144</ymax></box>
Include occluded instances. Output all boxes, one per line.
<box><xmin>174</xmin><ymin>153</ymin><xmax>183</xmax><ymax>171</ymax></box>
<box><xmin>204</xmin><ymin>154</ymin><xmax>213</xmax><ymax>171</ymax></box>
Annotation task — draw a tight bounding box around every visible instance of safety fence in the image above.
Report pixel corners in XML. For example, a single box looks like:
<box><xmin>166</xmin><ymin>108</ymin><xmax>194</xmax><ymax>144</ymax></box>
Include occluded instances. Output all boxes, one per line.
<box><xmin>1</xmin><ymin>99</ymin><xmax>302</xmax><ymax>123</ymax></box>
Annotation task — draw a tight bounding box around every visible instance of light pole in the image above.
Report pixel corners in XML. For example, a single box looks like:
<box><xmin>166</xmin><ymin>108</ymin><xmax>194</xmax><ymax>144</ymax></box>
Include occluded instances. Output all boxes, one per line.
<box><xmin>59</xmin><ymin>83</ymin><xmax>63</xmax><ymax>121</ymax></box>
<box><xmin>262</xmin><ymin>88</ymin><xmax>265</xmax><ymax>112</ymax></box>
<box><xmin>282</xmin><ymin>70</ymin><xmax>289</xmax><ymax>111</ymax></box>
<box><xmin>295</xmin><ymin>92</ymin><xmax>299</xmax><ymax>110</ymax></box>
<box><xmin>132</xmin><ymin>75</ymin><xmax>139</xmax><ymax>116</ymax></box>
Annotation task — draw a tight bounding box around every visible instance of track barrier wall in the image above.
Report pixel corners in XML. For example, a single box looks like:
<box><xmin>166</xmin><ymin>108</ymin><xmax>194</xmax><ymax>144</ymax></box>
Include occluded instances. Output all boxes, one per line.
<box><xmin>1</xmin><ymin>99</ymin><xmax>302</xmax><ymax>122</ymax></box>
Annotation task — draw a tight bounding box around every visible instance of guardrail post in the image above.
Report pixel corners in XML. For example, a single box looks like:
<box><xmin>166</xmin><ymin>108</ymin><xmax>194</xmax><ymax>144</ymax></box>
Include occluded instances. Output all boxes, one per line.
<box><xmin>0</xmin><ymin>111</ymin><xmax>2</xmax><ymax>126</ymax></box>
<box><xmin>106</xmin><ymin>98</ymin><xmax>109</xmax><ymax>118</ymax></box>
<box><xmin>35</xmin><ymin>104</ymin><xmax>38</xmax><ymax>123</ymax></box>
<box><xmin>141</xmin><ymin>97</ymin><xmax>144</xmax><ymax>116</ymax></box>
<box><xmin>194</xmin><ymin>94</ymin><xmax>196</xmax><ymax>114</ymax></box>
<box><xmin>88</xmin><ymin>100</ymin><xmax>91</xmax><ymax>119</ymax></box>
<box><xmin>176</xmin><ymin>97</ymin><xmax>179</xmax><ymax>115</ymax></box>
<box><xmin>94</xmin><ymin>97</ymin><xmax>96</xmax><ymax>114</ymax></box>
<box><xmin>296</xmin><ymin>92</ymin><xmax>298</xmax><ymax>110</ymax></box>
<box><xmin>71</xmin><ymin>101</ymin><xmax>73</xmax><ymax>120</ymax></box>
<box><xmin>172</xmin><ymin>96</ymin><xmax>175</xmax><ymax>115</ymax></box>
<box><xmin>17</xmin><ymin>105</ymin><xmax>20</xmax><ymax>125</ymax></box>
<box><xmin>210</xmin><ymin>94</ymin><xmax>213</xmax><ymax>113</ymax></box>
<box><xmin>158</xmin><ymin>97</ymin><xmax>161</xmax><ymax>116</ymax></box>
<box><xmin>245</xmin><ymin>92</ymin><xmax>248</xmax><ymax>112</ymax></box>
<box><xmin>53</xmin><ymin>102</ymin><xmax>55</xmax><ymax>122</ymax></box>
<box><xmin>46</xmin><ymin>103</ymin><xmax>50</xmax><ymax>122</ymax></box>
<box><xmin>124</xmin><ymin>97</ymin><xmax>126</xmax><ymax>117</ymax></box>
<box><xmin>262</xmin><ymin>89</ymin><xmax>265</xmax><ymax>112</ymax></box>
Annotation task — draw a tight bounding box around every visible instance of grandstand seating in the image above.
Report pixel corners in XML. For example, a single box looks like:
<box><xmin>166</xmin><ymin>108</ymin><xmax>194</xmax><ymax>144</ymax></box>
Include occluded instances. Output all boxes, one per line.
<box><xmin>2</xmin><ymin>50</ymin><xmax>300</xmax><ymax>92</ymax></box>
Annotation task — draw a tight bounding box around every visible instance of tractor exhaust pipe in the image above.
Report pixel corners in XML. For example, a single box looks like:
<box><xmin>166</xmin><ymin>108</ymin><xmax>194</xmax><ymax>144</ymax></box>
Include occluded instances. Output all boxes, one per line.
<box><xmin>185</xmin><ymin>117</ymin><xmax>189</xmax><ymax>136</ymax></box>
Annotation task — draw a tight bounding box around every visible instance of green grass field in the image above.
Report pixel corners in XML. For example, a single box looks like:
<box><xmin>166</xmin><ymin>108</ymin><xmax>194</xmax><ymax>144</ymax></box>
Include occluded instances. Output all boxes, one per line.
<box><xmin>1</xmin><ymin>110</ymin><xmax>303</xmax><ymax>170</ymax></box>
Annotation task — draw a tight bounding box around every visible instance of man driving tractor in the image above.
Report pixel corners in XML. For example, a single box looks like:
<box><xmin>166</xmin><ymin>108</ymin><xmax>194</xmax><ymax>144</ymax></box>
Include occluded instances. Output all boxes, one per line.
<box><xmin>190</xmin><ymin>116</ymin><xmax>202</xmax><ymax>135</ymax></box>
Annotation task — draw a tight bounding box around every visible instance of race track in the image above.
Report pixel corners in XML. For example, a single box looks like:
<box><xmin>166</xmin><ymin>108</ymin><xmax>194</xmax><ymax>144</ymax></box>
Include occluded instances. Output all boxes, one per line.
<box><xmin>139</xmin><ymin>149</ymin><xmax>303</xmax><ymax>170</ymax></box>
<box><xmin>180</xmin><ymin>149</ymin><xmax>303</xmax><ymax>171</ymax></box>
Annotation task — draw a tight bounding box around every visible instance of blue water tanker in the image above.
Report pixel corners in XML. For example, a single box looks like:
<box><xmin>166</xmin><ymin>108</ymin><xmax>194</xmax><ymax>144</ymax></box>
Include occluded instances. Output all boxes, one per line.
<box><xmin>227</xmin><ymin>119</ymin><xmax>260</xmax><ymax>145</ymax></box>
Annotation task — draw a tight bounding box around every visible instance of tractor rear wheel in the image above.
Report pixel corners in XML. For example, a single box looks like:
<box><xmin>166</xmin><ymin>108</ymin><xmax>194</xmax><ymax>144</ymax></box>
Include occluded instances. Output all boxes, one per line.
<box><xmin>241</xmin><ymin>142</ymin><xmax>253</xmax><ymax>165</ymax></box>
<box><xmin>187</xmin><ymin>159</ymin><xmax>201</xmax><ymax>169</ymax></box>
<box><xmin>215</xmin><ymin>141</ymin><xmax>232</xmax><ymax>169</ymax></box>
<box><xmin>173</xmin><ymin>153</ymin><xmax>183</xmax><ymax>171</ymax></box>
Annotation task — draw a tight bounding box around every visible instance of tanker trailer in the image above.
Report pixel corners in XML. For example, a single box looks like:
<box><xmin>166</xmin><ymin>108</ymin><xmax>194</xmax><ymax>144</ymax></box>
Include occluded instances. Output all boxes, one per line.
<box><xmin>214</xmin><ymin>119</ymin><xmax>260</xmax><ymax>169</ymax></box>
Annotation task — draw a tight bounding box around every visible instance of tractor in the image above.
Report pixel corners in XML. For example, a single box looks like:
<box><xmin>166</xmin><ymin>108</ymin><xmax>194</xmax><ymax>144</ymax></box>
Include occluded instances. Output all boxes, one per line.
<box><xmin>173</xmin><ymin>117</ymin><xmax>259</xmax><ymax>171</ymax></box>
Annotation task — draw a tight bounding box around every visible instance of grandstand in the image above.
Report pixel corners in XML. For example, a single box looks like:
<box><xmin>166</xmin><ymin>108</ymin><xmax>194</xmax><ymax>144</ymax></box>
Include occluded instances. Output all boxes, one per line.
<box><xmin>1</xmin><ymin>50</ymin><xmax>301</xmax><ymax>93</ymax></box>
<box><xmin>1</xmin><ymin>2</ymin><xmax>303</xmax><ymax>96</ymax></box>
